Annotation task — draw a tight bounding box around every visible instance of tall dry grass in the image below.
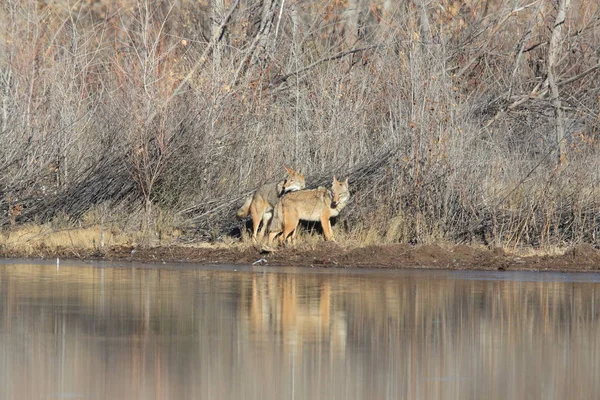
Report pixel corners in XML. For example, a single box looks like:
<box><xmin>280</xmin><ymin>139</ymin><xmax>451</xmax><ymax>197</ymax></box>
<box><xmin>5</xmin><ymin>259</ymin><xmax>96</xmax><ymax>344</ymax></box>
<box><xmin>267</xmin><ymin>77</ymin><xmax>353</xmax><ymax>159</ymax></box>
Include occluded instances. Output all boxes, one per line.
<box><xmin>0</xmin><ymin>0</ymin><xmax>599</xmax><ymax>249</ymax></box>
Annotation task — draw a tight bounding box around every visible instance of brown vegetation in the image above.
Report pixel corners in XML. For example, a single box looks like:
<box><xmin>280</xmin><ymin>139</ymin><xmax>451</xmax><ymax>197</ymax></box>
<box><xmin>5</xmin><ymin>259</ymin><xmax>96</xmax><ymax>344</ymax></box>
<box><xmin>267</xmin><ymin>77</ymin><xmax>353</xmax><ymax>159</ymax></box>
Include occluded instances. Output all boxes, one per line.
<box><xmin>1</xmin><ymin>0</ymin><xmax>600</xmax><ymax>253</ymax></box>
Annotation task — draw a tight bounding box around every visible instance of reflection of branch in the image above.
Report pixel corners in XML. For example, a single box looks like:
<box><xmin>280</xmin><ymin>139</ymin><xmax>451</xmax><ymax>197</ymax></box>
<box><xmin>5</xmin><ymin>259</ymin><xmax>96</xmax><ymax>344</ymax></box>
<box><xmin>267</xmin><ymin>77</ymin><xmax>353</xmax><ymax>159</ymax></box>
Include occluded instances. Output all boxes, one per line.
<box><xmin>265</xmin><ymin>44</ymin><xmax>382</xmax><ymax>89</ymax></box>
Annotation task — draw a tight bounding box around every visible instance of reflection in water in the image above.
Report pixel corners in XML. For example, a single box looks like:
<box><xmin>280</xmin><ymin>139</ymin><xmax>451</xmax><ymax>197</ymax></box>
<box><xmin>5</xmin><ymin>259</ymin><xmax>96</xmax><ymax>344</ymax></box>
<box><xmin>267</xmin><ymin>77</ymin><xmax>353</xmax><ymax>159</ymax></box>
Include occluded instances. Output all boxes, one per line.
<box><xmin>0</xmin><ymin>262</ymin><xmax>599</xmax><ymax>399</ymax></box>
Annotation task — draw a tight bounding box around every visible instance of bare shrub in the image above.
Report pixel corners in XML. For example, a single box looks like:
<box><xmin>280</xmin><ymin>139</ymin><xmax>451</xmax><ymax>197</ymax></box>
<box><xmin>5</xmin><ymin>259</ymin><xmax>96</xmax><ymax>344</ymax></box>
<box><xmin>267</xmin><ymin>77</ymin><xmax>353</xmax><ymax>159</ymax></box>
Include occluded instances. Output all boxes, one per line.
<box><xmin>0</xmin><ymin>0</ymin><xmax>599</xmax><ymax>249</ymax></box>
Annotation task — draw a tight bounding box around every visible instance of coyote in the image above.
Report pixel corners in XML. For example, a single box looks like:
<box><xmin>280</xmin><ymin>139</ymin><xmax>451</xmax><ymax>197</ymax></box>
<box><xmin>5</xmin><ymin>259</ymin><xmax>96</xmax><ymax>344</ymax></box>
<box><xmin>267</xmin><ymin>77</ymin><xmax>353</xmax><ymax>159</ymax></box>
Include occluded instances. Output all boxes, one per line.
<box><xmin>268</xmin><ymin>176</ymin><xmax>350</xmax><ymax>245</ymax></box>
<box><xmin>236</xmin><ymin>166</ymin><xmax>306</xmax><ymax>241</ymax></box>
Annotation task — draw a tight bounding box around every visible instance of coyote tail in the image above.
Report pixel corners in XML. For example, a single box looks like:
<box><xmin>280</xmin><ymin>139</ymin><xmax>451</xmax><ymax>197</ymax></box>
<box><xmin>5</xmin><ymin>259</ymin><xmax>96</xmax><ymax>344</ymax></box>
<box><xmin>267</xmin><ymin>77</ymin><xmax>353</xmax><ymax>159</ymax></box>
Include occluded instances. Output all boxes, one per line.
<box><xmin>236</xmin><ymin>196</ymin><xmax>253</xmax><ymax>218</ymax></box>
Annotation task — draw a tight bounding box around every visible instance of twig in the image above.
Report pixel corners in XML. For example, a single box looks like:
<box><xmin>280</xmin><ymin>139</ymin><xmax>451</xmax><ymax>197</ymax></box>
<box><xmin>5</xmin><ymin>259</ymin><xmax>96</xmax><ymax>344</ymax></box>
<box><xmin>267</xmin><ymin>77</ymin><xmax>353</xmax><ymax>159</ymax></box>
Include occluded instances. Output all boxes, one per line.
<box><xmin>145</xmin><ymin>0</ymin><xmax>240</xmax><ymax>125</ymax></box>
<box><xmin>558</xmin><ymin>62</ymin><xmax>600</xmax><ymax>87</ymax></box>
<box><xmin>265</xmin><ymin>44</ymin><xmax>382</xmax><ymax>89</ymax></box>
<box><xmin>455</xmin><ymin>1</ymin><xmax>541</xmax><ymax>78</ymax></box>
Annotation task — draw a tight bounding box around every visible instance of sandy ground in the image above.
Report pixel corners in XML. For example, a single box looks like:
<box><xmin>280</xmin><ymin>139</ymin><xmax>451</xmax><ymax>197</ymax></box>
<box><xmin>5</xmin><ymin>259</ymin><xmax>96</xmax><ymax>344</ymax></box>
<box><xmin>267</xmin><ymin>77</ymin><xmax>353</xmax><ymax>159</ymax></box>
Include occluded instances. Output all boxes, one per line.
<box><xmin>9</xmin><ymin>241</ymin><xmax>600</xmax><ymax>272</ymax></box>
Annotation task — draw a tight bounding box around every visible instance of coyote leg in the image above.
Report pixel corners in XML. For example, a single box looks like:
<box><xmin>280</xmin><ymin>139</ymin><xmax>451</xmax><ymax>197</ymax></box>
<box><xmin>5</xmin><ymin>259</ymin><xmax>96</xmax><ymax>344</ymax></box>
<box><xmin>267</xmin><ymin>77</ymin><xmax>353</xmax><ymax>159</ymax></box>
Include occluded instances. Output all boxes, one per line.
<box><xmin>321</xmin><ymin>215</ymin><xmax>335</xmax><ymax>241</ymax></box>
<box><xmin>290</xmin><ymin>226</ymin><xmax>298</xmax><ymax>245</ymax></box>
<box><xmin>282</xmin><ymin>214</ymin><xmax>299</xmax><ymax>246</ymax></box>
<box><xmin>257</xmin><ymin>210</ymin><xmax>272</xmax><ymax>241</ymax></box>
<box><xmin>267</xmin><ymin>227</ymin><xmax>285</xmax><ymax>246</ymax></box>
<box><xmin>250</xmin><ymin>201</ymin><xmax>266</xmax><ymax>241</ymax></box>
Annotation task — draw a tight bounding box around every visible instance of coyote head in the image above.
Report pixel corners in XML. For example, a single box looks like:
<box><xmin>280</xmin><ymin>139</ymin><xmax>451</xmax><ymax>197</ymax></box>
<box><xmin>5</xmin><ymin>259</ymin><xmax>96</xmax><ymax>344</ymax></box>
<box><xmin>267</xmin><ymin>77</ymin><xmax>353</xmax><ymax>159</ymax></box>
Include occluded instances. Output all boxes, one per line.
<box><xmin>331</xmin><ymin>176</ymin><xmax>350</xmax><ymax>208</ymax></box>
<box><xmin>281</xmin><ymin>166</ymin><xmax>306</xmax><ymax>194</ymax></box>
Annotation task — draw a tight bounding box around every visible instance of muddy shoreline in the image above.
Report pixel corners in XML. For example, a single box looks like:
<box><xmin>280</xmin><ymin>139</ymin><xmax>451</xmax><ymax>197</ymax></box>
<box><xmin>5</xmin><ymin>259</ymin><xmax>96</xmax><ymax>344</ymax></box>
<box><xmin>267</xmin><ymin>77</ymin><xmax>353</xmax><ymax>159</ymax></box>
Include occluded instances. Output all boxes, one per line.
<box><xmin>4</xmin><ymin>242</ymin><xmax>600</xmax><ymax>273</ymax></box>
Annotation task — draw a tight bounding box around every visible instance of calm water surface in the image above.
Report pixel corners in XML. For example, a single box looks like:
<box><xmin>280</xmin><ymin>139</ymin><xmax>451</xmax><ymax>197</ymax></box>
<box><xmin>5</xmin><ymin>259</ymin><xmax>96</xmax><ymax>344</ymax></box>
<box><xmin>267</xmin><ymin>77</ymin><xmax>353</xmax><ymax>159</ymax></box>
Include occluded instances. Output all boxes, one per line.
<box><xmin>0</xmin><ymin>260</ymin><xmax>599</xmax><ymax>400</ymax></box>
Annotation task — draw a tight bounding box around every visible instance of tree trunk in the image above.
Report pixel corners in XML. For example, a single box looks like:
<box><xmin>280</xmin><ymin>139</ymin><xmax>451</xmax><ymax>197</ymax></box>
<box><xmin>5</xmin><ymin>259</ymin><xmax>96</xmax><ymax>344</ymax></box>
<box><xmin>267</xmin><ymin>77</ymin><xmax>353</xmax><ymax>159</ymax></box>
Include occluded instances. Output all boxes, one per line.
<box><xmin>211</xmin><ymin>0</ymin><xmax>226</xmax><ymax>68</ymax></box>
<box><xmin>256</xmin><ymin>0</ymin><xmax>280</xmax><ymax>60</ymax></box>
<box><xmin>1</xmin><ymin>67</ymin><xmax>10</xmax><ymax>134</ymax></box>
<box><xmin>412</xmin><ymin>0</ymin><xmax>431</xmax><ymax>44</ymax></box>
<box><xmin>345</xmin><ymin>0</ymin><xmax>360</xmax><ymax>48</ymax></box>
<box><xmin>547</xmin><ymin>0</ymin><xmax>571</xmax><ymax>169</ymax></box>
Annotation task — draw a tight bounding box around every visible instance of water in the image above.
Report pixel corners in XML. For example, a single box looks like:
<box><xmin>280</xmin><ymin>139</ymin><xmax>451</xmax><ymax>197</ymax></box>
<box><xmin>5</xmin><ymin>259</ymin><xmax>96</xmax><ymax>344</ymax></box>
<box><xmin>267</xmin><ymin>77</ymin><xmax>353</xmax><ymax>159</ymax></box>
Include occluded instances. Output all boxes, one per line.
<box><xmin>0</xmin><ymin>260</ymin><xmax>599</xmax><ymax>400</ymax></box>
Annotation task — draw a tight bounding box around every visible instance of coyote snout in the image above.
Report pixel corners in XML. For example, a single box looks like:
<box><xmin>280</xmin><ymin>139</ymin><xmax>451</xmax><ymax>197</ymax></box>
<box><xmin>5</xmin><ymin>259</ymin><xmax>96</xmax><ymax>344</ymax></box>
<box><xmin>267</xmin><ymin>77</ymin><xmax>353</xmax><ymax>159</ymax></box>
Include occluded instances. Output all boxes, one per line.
<box><xmin>268</xmin><ymin>176</ymin><xmax>350</xmax><ymax>245</ymax></box>
<box><xmin>331</xmin><ymin>185</ymin><xmax>349</xmax><ymax>208</ymax></box>
<box><xmin>236</xmin><ymin>166</ymin><xmax>306</xmax><ymax>241</ymax></box>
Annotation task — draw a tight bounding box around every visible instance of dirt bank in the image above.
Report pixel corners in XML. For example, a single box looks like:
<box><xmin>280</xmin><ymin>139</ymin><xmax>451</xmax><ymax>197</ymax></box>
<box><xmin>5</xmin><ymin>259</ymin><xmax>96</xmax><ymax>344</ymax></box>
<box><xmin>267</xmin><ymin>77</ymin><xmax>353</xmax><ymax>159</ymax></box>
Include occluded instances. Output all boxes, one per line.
<box><xmin>7</xmin><ymin>242</ymin><xmax>600</xmax><ymax>272</ymax></box>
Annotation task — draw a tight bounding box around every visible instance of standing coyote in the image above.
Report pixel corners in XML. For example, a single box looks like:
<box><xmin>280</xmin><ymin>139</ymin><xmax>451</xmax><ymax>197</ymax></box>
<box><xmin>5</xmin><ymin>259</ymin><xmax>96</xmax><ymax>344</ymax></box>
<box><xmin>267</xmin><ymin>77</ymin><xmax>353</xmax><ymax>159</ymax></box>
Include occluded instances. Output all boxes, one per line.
<box><xmin>236</xmin><ymin>166</ymin><xmax>306</xmax><ymax>241</ymax></box>
<box><xmin>268</xmin><ymin>176</ymin><xmax>350</xmax><ymax>245</ymax></box>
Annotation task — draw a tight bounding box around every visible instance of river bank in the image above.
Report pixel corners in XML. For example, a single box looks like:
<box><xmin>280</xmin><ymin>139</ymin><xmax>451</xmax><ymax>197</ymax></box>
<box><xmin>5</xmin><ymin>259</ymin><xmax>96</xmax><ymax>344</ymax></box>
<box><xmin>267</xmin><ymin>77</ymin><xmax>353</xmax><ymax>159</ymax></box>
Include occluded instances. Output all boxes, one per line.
<box><xmin>3</xmin><ymin>241</ymin><xmax>600</xmax><ymax>272</ymax></box>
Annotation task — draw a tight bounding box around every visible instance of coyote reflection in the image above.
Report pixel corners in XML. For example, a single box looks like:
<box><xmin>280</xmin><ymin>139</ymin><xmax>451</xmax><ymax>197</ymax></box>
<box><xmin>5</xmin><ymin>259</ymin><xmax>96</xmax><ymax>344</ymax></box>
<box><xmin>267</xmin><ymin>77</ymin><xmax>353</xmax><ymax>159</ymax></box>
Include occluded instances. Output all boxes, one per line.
<box><xmin>243</xmin><ymin>274</ymin><xmax>347</xmax><ymax>355</ymax></box>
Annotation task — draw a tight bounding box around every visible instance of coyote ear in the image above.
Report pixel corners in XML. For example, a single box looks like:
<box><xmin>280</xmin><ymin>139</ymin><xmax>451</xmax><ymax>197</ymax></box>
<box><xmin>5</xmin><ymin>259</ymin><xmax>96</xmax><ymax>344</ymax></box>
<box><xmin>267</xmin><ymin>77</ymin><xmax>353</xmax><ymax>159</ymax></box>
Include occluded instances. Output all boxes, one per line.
<box><xmin>284</xmin><ymin>165</ymin><xmax>292</xmax><ymax>174</ymax></box>
<box><xmin>343</xmin><ymin>177</ymin><xmax>349</xmax><ymax>184</ymax></box>
<box><xmin>333</xmin><ymin>176</ymin><xmax>338</xmax><ymax>184</ymax></box>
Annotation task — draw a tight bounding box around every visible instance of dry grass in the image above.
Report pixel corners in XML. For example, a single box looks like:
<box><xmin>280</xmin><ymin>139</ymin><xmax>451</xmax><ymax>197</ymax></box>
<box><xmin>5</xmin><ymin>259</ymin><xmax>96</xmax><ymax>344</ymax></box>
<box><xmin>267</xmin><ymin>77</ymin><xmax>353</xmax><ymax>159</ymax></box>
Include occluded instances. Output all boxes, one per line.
<box><xmin>510</xmin><ymin>245</ymin><xmax>569</xmax><ymax>258</ymax></box>
<box><xmin>0</xmin><ymin>220</ymin><xmax>573</xmax><ymax>261</ymax></box>
<box><xmin>0</xmin><ymin>224</ymin><xmax>122</xmax><ymax>255</ymax></box>
<box><xmin>0</xmin><ymin>221</ymin><xmax>186</xmax><ymax>256</ymax></box>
